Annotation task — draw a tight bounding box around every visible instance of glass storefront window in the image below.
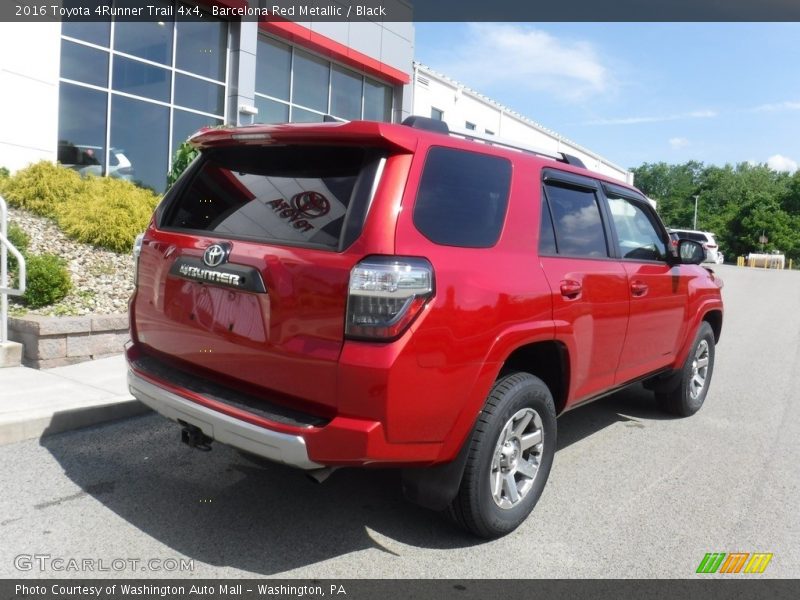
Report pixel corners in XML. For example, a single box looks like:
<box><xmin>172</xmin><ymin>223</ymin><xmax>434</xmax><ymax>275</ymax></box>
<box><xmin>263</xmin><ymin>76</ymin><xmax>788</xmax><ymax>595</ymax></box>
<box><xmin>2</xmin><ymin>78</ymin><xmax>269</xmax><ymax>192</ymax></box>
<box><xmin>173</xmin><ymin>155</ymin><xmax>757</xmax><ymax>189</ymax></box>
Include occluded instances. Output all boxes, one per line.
<box><xmin>255</xmin><ymin>37</ymin><xmax>291</xmax><ymax>101</ymax></box>
<box><xmin>292</xmin><ymin>49</ymin><xmax>329</xmax><ymax>113</ymax></box>
<box><xmin>254</xmin><ymin>97</ymin><xmax>289</xmax><ymax>124</ymax></box>
<box><xmin>174</xmin><ymin>73</ymin><xmax>225</xmax><ymax>115</ymax></box>
<box><xmin>255</xmin><ymin>36</ymin><xmax>395</xmax><ymax>125</ymax></box>
<box><xmin>58</xmin><ymin>4</ymin><xmax>228</xmax><ymax>194</ymax></box>
<box><xmin>291</xmin><ymin>107</ymin><xmax>325</xmax><ymax>123</ymax></box>
<box><xmin>364</xmin><ymin>78</ymin><xmax>393</xmax><ymax>121</ymax></box>
<box><xmin>111</xmin><ymin>95</ymin><xmax>169</xmax><ymax>193</ymax></box>
<box><xmin>57</xmin><ymin>83</ymin><xmax>108</xmax><ymax>172</ymax></box>
<box><xmin>331</xmin><ymin>65</ymin><xmax>363</xmax><ymax>121</ymax></box>
<box><xmin>176</xmin><ymin>11</ymin><xmax>227</xmax><ymax>81</ymax></box>
<box><xmin>113</xmin><ymin>4</ymin><xmax>173</xmax><ymax>65</ymax></box>
<box><xmin>61</xmin><ymin>20</ymin><xmax>110</xmax><ymax>47</ymax></box>
<box><xmin>60</xmin><ymin>40</ymin><xmax>108</xmax><ymax>87</ymax></box>
<box><xmin>112</xmin><ymin>55</ymin><xmax>171</xmax><ymax>103</ymax></box>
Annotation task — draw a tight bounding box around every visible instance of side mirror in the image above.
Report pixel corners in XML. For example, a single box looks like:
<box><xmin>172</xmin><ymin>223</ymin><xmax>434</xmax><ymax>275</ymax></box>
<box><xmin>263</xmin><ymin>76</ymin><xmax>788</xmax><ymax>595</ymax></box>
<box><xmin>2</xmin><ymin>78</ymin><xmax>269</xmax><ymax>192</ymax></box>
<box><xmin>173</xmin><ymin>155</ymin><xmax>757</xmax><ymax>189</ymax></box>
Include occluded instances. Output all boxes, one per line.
<box><xmin>677</xmin><ymin>240</ymin><xmax>705</xmax><ymax>265</ymax></box>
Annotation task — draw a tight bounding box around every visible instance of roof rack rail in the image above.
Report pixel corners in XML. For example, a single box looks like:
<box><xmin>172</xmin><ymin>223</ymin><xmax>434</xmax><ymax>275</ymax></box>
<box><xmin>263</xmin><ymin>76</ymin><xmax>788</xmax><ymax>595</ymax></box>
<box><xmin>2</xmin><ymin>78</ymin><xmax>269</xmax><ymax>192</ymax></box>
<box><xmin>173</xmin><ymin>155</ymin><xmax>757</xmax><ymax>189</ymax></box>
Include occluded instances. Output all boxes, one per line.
<box><xmin>448</xmin><ymin>125</ymin><xmax>586</xmax><ymax>168</ymax></box>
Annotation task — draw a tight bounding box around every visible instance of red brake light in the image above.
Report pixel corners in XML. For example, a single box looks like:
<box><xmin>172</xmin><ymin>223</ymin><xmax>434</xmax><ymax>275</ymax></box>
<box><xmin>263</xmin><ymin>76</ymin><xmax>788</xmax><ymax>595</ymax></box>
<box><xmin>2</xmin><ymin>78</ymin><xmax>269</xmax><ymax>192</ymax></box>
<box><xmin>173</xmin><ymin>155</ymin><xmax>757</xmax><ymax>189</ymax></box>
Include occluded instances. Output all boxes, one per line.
<box><xmin>345</xmin><ymin>257</ymin><xmax>434</xmax><ymax>341</ymax></box>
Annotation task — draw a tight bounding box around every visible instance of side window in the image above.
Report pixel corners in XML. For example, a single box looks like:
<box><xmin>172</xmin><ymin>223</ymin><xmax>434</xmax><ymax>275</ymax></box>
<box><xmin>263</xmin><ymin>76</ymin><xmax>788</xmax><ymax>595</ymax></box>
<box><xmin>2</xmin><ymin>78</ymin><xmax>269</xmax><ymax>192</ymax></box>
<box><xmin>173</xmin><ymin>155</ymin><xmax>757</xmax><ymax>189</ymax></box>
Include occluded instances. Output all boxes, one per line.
<box><xmin>606</xmin><ymin>194</ymin><xmax>668</xmax><ymax>262</ymax></box>
<box><xmin>543</xmin><ymin>182</ymin><xmax>608</xmax><ymax>258</ymax></box>
<box><xmin>413</xmin><ymin>147</ymin><xmax>511</xmax><ymax>248</ymax></box>
<box><xmin>539</xmin><ymin>188</ymin><xmax>557</xmax><ymax>254</ymax></box>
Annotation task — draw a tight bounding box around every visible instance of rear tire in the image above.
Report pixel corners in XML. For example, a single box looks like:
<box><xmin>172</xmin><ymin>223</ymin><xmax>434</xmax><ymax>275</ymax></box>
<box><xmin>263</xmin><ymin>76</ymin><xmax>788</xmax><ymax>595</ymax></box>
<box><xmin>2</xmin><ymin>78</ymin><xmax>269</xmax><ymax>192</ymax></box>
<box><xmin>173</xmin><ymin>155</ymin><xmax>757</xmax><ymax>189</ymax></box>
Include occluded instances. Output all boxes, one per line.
<box><xmin>447</xmin><ymin>372</ymin><xmax>556</xmax><ymax>538</ymax></box>
<box><xmin>656</xmin><ymin>322</ymin><xmax>716</xmax><ymax>417</ymax></box>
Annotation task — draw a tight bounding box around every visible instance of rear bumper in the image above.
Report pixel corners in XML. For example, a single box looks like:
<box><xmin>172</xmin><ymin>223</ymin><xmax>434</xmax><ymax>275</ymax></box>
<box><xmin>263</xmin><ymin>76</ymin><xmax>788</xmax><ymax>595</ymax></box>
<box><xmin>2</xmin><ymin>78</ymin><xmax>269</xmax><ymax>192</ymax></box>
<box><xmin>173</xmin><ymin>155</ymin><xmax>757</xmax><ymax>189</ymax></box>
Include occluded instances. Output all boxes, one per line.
<box><xmin>126</xmin><ymin>346</ymin><xmax>446</xmax><ymax>468</ymax></box>
<box><xmin>128</xmin><ymin>369</ymin><xmax>322</xmax><ymax>470</ymax></box>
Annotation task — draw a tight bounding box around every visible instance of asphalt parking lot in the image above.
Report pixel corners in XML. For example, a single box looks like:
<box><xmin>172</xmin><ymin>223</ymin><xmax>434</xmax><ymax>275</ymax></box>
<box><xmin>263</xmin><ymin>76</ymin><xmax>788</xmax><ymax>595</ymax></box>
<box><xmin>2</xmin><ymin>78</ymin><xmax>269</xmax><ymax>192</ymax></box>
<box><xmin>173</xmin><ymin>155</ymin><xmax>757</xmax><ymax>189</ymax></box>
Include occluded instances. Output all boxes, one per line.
<box><xmin>1</xmin><ymin>264</ymin><xmax>798</xmax><ymax>579</ymax></box>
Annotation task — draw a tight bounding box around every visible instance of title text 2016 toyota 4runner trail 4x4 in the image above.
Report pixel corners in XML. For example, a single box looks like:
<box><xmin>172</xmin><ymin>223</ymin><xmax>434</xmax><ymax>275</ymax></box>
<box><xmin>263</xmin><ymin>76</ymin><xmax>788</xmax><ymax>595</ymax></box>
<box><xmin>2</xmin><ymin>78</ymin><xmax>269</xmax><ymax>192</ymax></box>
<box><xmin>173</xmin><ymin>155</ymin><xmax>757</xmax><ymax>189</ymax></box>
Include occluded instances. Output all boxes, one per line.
<box><xmin>127</xmin><ymin>117</ymin><xmax>723</xmax><ymax>538</ymax></box>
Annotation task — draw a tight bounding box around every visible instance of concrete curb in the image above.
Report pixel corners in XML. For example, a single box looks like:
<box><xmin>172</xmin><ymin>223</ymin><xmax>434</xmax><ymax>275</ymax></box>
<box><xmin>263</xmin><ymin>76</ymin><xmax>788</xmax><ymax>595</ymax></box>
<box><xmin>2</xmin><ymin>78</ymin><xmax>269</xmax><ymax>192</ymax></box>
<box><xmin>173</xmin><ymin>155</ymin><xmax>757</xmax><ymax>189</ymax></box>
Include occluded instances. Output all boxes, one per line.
<box><xmin>0</xmin><ymin>397</ymin><xmax>152</xmax><ymax>445</ymax></box>
<box><xmin>0</xmin><ymin>353</ymin><xmax>152</xmax><ymax>445</ymax></box>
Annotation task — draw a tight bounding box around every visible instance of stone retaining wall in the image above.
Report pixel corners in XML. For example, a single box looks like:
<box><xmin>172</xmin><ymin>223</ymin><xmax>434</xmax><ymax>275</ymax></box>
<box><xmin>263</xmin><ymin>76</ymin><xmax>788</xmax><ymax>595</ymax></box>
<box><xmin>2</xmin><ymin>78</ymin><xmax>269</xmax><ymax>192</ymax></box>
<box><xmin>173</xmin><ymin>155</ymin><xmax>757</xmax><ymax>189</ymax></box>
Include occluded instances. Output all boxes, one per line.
<box><xmin>8</xmin><ymin>314</ymin><xmax>129</xmax><ymax>369</ymax></box>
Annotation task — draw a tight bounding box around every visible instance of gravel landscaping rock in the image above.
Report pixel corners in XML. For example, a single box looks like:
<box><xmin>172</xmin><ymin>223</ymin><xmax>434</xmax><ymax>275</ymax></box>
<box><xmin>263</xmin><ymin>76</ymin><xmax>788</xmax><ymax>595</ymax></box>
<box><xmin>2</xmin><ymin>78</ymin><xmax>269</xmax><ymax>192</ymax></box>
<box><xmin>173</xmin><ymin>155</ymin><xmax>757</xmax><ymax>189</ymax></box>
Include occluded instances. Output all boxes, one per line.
<box><xmin>7</xmin><ymin>207</ymin><xmax>134</xmax><ymax>317</ymax></box>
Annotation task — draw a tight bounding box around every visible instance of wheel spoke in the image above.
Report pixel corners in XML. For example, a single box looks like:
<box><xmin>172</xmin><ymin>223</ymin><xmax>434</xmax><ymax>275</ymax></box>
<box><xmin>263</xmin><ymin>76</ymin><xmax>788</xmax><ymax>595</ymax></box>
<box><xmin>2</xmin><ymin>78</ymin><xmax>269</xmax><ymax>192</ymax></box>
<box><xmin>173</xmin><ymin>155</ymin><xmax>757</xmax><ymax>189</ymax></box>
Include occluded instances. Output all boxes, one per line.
<box><xmin>503</xmin><ymin>473</ymin><xmax>520</xmax><ymax>504</ymax></box>
<box><xmin>697</xmin><ymin>357</ymin><xmax>709</xmax><ymax>368</ymax></box>
<box><xmin>492</xmin><ymin>469</ymin><xmax>503</xmax><ymax>500</ymax></box>
<box><xmin>693</xmin><ymin>374</ymin><xmax>704</xmax><ymax>388</ymax></box>
<box><xmin>499</xmin><ymin>422</ymin><xmax>514</xmax><ymax>445</ymax></box>
<box><xmin>516</xmin><ymin>458</ymin><xmax>538</xmax><ymax>479</ymax></box>
<box><xmin>520</xmin><ymin>429</ymin><xmax>542</xmax><ymax>450</ymax></box>
<box><xmin>695</xmin><ymin>342</ymin><xmax>707</xmax><ymax>359</ymax></box>
<box><xmin>512</xmin><ymin>411</ymin><xmax>533</xmax><ymax>438</ymax></box>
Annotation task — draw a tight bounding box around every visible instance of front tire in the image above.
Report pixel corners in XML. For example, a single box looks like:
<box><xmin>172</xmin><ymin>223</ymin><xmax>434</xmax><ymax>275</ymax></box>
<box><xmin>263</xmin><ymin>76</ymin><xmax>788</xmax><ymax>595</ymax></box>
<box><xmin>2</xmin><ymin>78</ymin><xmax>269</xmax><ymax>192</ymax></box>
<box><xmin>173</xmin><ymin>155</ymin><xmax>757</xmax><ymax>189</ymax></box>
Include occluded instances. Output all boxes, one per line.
<box><xmin>656</xmin><ymin>321</ymin><xmax>716</xmax><ymax>416</ymax></box>
<box><xmin>447</xmin><ymin>372</ymin><xmax>556</xmax><ymax>538</ymax></box>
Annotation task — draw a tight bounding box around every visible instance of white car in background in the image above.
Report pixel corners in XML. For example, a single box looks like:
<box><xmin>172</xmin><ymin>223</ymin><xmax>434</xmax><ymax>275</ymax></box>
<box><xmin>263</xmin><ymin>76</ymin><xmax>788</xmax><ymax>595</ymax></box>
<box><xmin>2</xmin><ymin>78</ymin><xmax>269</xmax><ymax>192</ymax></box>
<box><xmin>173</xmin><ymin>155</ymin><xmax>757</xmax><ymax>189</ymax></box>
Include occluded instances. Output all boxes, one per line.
<box><xmin>669</xmin><ymin>229</ymin><xmax>724</xmax><ymax>264</ymax></box>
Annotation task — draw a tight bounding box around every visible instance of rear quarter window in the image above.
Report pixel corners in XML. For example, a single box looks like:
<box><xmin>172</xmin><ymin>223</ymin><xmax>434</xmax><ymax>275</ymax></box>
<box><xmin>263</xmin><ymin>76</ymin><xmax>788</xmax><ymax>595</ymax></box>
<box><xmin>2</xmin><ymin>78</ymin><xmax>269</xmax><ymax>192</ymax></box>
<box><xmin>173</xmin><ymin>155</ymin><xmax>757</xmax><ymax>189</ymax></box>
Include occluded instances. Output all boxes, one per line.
<box><xmin>413</xmin><ymin>147</ymin><xmax>511</xmax><ymax>248</ymax></box>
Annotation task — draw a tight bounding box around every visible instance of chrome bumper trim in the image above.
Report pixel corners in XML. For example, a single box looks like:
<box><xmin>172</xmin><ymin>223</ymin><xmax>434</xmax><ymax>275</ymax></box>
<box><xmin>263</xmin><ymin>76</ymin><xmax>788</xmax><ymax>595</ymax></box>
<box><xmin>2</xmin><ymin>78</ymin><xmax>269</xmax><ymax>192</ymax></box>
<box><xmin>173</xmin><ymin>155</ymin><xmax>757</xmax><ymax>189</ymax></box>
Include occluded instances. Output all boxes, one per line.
<box><xmin>128</xmin><ymin>369</ymin><xmax>322</xmax><ymax>470</ymax></box>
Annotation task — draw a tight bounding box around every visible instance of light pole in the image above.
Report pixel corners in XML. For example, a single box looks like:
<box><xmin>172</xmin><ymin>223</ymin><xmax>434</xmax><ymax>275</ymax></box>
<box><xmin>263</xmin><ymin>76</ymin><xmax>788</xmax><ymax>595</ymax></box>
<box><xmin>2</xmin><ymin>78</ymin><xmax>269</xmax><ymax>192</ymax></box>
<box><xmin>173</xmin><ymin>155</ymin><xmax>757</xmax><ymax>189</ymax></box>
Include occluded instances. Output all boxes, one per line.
<box><xmin>693</xmin><ymin>195</ymin><xmax>699</xmax><ymax>230</ymax></box>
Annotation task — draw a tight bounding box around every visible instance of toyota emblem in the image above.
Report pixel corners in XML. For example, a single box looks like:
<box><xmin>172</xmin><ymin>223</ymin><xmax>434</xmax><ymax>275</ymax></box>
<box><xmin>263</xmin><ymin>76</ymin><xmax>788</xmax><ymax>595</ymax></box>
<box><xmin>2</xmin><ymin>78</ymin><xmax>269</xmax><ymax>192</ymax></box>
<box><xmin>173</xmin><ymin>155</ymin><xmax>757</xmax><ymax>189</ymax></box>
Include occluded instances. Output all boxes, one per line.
<box><xmin>203</xmin><ymin>243</ymin><xmax>229</xmax><ymax>267</ymax></box>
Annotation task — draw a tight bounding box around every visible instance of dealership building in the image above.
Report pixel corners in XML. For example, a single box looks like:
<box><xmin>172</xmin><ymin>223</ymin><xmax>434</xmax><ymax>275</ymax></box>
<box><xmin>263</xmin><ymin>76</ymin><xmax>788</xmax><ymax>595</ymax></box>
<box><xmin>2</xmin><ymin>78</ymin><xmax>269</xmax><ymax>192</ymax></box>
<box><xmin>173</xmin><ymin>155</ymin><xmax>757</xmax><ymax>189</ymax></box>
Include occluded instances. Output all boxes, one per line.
<box><xmin>0</xmin><ymin>1</ymin><xmax>630</xmax><ymax>193</ymax></box>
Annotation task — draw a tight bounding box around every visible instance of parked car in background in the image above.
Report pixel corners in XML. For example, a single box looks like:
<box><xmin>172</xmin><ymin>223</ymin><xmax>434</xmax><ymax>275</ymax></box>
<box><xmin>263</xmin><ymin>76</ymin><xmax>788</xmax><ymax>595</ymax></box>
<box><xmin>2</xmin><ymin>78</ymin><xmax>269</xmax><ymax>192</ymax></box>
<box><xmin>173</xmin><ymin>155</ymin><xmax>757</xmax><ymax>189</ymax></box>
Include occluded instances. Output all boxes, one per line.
<box><xmin>57</xmin><ymin>142</ymin><xmax>135</xmax><ymax>182</ymax></box>
<box><xmin>669</xmin><ymin>229</ymin><xmax>724</xmax><ymax>264</ymax></box>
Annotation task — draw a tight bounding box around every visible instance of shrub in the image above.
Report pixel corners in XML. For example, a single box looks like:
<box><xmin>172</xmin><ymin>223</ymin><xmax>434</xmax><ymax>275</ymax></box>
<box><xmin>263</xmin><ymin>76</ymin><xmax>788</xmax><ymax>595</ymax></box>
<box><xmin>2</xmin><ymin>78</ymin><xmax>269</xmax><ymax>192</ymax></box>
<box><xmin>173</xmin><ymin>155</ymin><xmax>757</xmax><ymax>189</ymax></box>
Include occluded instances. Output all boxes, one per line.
<box><xmin>1</xmin><ymin>161</ymin><xmax>85</xmax><ymax>218</ymax></box>
<box><xmin>22</xmin><ymin>253</ymin><xmax>72</xmax><ymax>308</ymax></box>
<box><xmin>55</xmin><ymin>175</ymin><xmax>160</xmax><ymax>252</ymax></box>
<box><xmin>167</xmin><ymin>140</ymin><xmax>199</xmax><ymax>189</ymax></box>
<box><xmin>5</xmin><ymin>222</ymin><xmax>29</xmax><ymax>272</ymax></box>
<box><xmin>0</xmin><ymin>166</ymin><xmax>9</xmax><ymax>180</ymax></box>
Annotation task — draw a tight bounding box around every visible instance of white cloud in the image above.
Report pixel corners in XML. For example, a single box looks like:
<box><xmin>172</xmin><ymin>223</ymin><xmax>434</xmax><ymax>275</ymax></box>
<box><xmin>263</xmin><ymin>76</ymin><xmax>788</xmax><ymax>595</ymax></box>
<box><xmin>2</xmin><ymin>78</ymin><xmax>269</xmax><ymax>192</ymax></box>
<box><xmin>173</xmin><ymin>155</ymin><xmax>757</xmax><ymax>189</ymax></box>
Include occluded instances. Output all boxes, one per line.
<box><xmin>585</xmin><ymin>110</ymin><xmax>717</xmax><ymax>126</ymax></box>
<box><xmin>752</xmin><ymin>101</ymin><xmax>800</xmax><ymax>112</ymax></box>
<box><xmin>766</xmin><ymin>154</ymin><xmax>798</xmax><ymax>173</ymax></box>
<box><xmin>669</xmin><ymin>137</ymin><xmax>690</xmax><ymax>149</ymax></box>
<box><xmin>430</xmin><ymin>24</ymin><xmax>610</xmax><ymax>102</ymax></box>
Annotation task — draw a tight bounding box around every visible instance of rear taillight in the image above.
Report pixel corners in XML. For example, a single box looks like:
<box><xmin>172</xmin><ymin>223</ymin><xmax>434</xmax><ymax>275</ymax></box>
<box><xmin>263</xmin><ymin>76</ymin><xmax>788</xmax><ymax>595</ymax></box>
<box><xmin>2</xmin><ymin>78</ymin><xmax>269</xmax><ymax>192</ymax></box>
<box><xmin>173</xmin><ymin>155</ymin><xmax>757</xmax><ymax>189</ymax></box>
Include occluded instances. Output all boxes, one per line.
<box><xmin>345</xmin><ymin>257</ymin><xmax>434</xmax><ymax>341</ymax></box>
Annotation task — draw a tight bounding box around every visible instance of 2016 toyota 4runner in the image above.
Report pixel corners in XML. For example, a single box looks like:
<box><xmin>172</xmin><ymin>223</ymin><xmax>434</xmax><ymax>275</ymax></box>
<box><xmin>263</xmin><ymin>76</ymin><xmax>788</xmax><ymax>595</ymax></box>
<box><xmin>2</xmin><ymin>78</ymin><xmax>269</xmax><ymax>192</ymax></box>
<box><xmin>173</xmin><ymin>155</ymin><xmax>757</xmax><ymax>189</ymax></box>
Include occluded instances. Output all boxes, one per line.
<box><xmin>127</xmin><ymin>117</ymin><xmax>723</xmax><ymax>538</ymax></box>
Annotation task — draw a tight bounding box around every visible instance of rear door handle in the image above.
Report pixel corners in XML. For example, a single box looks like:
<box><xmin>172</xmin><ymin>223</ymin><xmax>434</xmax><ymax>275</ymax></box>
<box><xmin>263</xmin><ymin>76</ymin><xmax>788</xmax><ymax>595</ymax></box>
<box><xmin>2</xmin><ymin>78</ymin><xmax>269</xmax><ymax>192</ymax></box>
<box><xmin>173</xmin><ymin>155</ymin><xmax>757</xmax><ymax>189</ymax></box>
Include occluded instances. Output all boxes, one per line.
<box><xmin>560</xmin><ymin>280</ymin><xmax>582</xmax><ymax>299</ymax></box>
<box><xmin>631</xmin><ymin>281</ymin><xmax>649</xmax><ymax>297</ymax></box>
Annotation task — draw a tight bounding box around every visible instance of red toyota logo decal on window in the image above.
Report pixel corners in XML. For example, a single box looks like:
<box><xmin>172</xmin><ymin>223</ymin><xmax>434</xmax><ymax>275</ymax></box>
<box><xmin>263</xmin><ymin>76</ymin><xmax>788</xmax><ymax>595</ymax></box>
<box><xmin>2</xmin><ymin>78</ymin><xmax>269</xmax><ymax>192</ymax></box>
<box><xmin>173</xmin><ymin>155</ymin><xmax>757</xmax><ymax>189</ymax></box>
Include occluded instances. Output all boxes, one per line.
<box><xmin>290</xmin><ymin>191</ymin><xmax>330</xmax><ymax>219</ymax></box>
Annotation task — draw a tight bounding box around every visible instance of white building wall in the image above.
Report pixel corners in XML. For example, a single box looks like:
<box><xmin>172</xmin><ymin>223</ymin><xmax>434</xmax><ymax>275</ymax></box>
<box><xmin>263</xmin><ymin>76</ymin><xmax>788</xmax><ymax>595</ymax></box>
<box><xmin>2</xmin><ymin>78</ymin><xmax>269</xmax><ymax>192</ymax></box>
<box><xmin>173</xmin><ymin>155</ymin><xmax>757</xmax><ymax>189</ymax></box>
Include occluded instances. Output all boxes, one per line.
<box><xmin>412</xmin><ymin>63</ymin><xmax>632</xmax><ymax>184</ymax></box>
<box><xmin>0</xmin><ymin>23</ymin><xmax>61</xmax><ymax>172</ymax></box>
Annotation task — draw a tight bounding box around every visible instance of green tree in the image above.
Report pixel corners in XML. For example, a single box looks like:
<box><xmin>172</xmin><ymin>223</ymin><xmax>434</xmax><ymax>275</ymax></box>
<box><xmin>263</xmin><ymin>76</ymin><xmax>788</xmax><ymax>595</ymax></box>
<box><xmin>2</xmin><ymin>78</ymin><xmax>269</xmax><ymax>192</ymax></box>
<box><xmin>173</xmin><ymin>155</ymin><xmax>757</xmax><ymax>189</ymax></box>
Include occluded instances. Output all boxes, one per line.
<box><xmin>631</xmin><ymin>161</ymin><xmax>703</xmax><ymax>228</ymax></box>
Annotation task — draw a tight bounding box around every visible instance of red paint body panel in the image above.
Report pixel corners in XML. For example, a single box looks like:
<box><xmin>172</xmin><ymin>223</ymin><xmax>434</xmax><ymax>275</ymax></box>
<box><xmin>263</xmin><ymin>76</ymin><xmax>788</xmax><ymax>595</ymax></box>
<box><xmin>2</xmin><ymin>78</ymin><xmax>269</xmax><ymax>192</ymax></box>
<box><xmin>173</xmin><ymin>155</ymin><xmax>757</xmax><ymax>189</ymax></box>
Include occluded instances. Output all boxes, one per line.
<box><xmin>129</xmin><ymin>120</ymin><xmax>724</xmax><ymax>468</ymax></box>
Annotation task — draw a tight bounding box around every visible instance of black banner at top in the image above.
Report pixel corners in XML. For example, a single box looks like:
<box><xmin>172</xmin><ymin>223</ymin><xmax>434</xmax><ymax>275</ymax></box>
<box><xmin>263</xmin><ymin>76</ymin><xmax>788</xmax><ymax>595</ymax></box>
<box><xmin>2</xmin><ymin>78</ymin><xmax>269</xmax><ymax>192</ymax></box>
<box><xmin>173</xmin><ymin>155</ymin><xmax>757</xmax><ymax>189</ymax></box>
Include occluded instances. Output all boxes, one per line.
<box><xmin>3</xmin><ymin>0</ymin><xmax>800</xmax><ymax>22</ymax></box>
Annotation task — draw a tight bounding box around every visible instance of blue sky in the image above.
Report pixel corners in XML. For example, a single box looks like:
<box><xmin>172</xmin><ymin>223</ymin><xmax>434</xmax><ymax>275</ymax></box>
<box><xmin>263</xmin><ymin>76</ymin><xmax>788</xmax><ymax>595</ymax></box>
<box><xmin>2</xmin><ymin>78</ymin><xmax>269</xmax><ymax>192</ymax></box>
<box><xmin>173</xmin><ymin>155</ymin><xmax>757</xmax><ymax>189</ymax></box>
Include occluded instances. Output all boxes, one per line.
<box><xmin>414</xmin><ymin>23</ymin><xmax>800</xmax><ymax>172</ymax></box>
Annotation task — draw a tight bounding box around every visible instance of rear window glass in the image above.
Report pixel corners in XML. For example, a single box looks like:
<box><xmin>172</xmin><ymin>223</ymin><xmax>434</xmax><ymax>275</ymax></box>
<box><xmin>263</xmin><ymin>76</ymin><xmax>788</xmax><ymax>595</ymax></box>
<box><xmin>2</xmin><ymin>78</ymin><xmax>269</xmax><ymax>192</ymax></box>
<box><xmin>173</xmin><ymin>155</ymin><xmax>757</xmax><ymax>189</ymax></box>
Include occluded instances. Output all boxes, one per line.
<box><xmin>161</xmin><ymin>145</ymin><xmax>381</xmax><ymax>250</ymax></box>
<box><xmin>413</xmin><ymin>147</ymin><xmax>511</xmax><ymax>248</ymax></box>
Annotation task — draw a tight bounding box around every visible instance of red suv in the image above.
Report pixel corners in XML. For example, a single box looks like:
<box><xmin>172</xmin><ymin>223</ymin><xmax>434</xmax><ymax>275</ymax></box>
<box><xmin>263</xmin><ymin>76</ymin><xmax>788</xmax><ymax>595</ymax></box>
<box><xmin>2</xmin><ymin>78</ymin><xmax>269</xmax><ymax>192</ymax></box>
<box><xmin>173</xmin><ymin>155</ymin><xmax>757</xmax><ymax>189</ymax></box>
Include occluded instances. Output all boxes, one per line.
<box><xmin>127</xmin><ymin>118</ymin><xmax>723</xmax><ymax>537</ymax></box>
